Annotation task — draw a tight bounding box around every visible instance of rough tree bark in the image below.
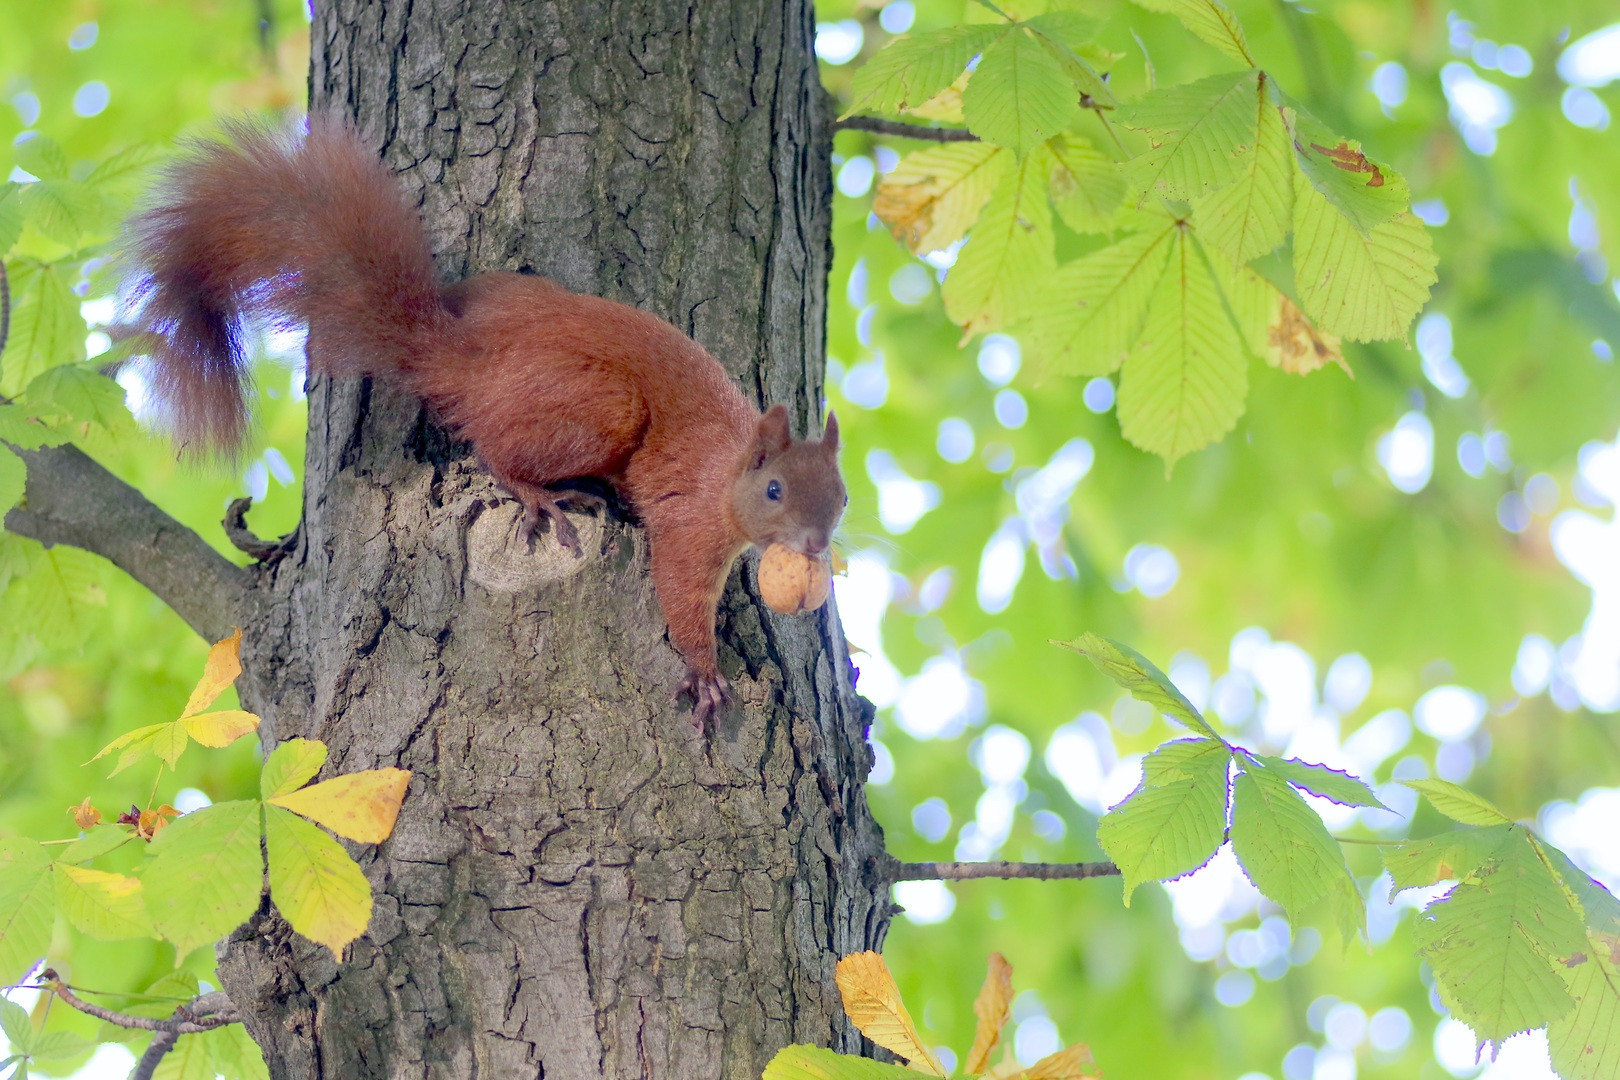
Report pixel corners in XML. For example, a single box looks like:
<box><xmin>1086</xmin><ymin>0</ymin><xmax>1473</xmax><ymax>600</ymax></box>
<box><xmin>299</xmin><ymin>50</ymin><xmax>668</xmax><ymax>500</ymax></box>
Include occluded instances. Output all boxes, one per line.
<box><xmin>196</xmin><ymin>0</ymin><xmax>887</xmax><ymax>1076</ymax></box>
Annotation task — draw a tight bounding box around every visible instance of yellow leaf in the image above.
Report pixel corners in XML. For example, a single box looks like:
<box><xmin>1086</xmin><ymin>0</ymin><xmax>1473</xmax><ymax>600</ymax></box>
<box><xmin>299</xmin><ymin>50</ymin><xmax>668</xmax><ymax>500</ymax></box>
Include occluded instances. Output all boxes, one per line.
<box><xmin>834</xmin><ymin>951</ymin><xmax>948</xmax><ymax>1077</ymax></box>
<box><xmin>965</xmin><ymin>953</ymin><xmax>1014</xmax><ymax>1074</ymax></box>
<box><xmin>268</xmin><ymin>768</ymin><xmax>412</xmax><ymax>843</ymax></box>
<box><xmin>182</xmin><ymin>627</ymin><xmax>242</xmax><ymax>718</ymax></box>
<box><xmin>54</xmin><ymin>864</ymin><xmax>152</xmax><ymax>939</ymax></box>
<box><xmin>150</xmin><ymin>722</ymin><xmax>189</xmax><ymax>768</ymax></box>
<box><xmin>89</xmin><ymin>721</ymin><xmax>167</xmax><ymax>763</ymax></box>
<box><xmin>1025</xmin><ymin>1042</ymin><xmax>1100</xmax><ymax>1079</ymax></box>
<box><xmin>264</xmin><ymin>805</ymin><xmax>371</xmax><ymax>956</ymax></box>
<box><xmin>178</xmin><ymin>709</ymin><xmax>261</xmax><ymax>748</ymax></box>
<box><xmin>873</xmin><ymin>143</ymin><xmax>1009</xmax><ymax>255</ymax></box>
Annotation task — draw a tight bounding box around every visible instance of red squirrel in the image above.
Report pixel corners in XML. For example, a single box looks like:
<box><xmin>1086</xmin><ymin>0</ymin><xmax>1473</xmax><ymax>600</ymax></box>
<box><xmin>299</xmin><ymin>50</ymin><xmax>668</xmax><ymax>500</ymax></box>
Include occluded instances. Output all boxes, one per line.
<box><xmin>123</xmin><ymin>120</ymin><xmax>846</xmax><ymax>726</ymax></box>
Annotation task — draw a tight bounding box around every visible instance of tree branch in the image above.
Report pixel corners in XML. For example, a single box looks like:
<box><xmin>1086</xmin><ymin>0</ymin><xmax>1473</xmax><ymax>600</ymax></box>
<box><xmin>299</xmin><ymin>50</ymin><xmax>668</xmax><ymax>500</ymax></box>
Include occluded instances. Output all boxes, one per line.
<box><xmin>131</xmin><ymin>1031</ymin><xmax>179</xmax><ymax>1080</ymax></box>
<box><xmin>40</xmin><ymin>973</ymin><xmax>242</xmax><ymax>1034</ymax></box>
<box><xmin>2</xmin><ymin>443</ymin><xmax>254</xmax><ymax>641</ymax></box>
<box><xmin>889</xmin><ymin>858</ymin><xmax>1121</xmax><ymax>882</ymax></box>
<box><xmin>834</xmin><ymin>116</ymin><xmax>979</xmax><ymax>142</ymax></box>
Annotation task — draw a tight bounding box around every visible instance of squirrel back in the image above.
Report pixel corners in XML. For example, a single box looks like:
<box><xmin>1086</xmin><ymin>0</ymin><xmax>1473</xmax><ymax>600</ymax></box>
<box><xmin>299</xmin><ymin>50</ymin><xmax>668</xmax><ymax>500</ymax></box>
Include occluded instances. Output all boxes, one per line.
<box><xmin>125</xmin><ymin>119</ymin><xmax>450</xmax><ymax>455</ymax></box>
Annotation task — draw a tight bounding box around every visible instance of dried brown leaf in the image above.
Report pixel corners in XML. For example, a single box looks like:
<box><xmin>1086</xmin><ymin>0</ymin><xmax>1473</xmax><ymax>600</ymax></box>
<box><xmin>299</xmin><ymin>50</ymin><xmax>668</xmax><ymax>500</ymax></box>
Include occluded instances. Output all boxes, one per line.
<box><xmin>965</xmin><ymin>952</ymin><xmax>1015</xmax><ymax>1074</ymax></box>
<box><xmin>834</xmin><ymin>951</ymin><xmax>948</xmax><ymax>1076</ymax></box>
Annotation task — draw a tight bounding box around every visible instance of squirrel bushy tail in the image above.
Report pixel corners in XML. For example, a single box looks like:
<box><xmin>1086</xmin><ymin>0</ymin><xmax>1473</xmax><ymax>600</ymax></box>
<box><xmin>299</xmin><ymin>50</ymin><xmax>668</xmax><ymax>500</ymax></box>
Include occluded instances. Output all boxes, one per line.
<box><xmin>125</xmin><ymin>120</ymin><xmax>448</xmax><ymax>455</ymax></box>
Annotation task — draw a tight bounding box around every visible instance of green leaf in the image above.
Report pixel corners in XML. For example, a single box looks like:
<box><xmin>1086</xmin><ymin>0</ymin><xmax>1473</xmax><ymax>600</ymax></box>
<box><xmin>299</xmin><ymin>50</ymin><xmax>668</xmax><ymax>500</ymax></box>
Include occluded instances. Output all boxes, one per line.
<box><xmin>941</xmin><ymin>147</ymin><xmax>1055</xmax><ymax>336</ymax></box>
<box><xmin>1403</xmin><ymin>779</ymin><xmax>1515</xmax><ymax>826</ymax></box>
<box><xmin>0</xmin><ymin>404</ymin><xmax>71</xmax><ymax>450</ymax></box>
<box><xmin>1414</xmin><ymin>834</ymin><xmax>1585</xmax><ymax>1044</ymax></box>
<box><xmin>16</xmin><ymin>182</ymin><xmax>109</xmax><ymax>246</ymax></box>
<box><xmin>0</xmin><ymin>184</ymin><xmax>22</xmax><ymax>255</ymax></box>
<box><xmin>963</xmin><ymin>27</ymin><xmax>1081</xmax><ymax>158</ymax></box>
<box><xmin>1382</xmin><ymin>826</ymin><xmax>1518</xmax><ymax>891</ymax></box>
<box><xmin>83</xmin><ymin>144</ymin><xmax>165</xmax><ymax>188</ymax></box>
<box><xmin>1025</xmin><ymin>14</ymin><xmax>1115</xmax><ymax>107</ymax></box>
<box><xmin>261</xmin><ymin>738</ymin><xmax>330</xmax><ymax>799</ymax></box>
<box><xmin>1096</xmin><ymin>738</ymin><xmax>1231</xmax><ymax>902</ymax></box>
<box><xmin>1553</xmin><ymin>935</ymin><xmax>1620</xmax><ymax>1065</ymax></box>
<box><xmin>0</xmin><ymin>261</ymin><xmax>85</xmax><ymax>392</ymax></box>
<box><xmin>1230</xmin><ymin>765</ymin><xmax>1360</xmax><ymax>932</ymax></box>
<box><xmin>1551</xmin><ymin>946</ymin><xmax>1620</xmax><ymax>1080</ymax></box>
<box><xmin>54</xmin><ymin>864</ymin><xmax>153</xmax><ymax>940</ymax></box>
<box><xmin>1210</xmin><ymin>256</ymin><xmax>1346</xmax><ymax>375</ymax></box>
<box><xmin>201</xmin><ymin>1023</ymin><xmax>270</xmax><ymax>1080</ymax></box>
<box><xmin>1190</xmin><ymin>72</ymin><xmax>1291</xmax><ymax>262</ymax></box>
<box><xmin>1027</xmin><ymin>222</ymin><xmax>1177</xmax><ymax>376</ymax></box>
<box><xmin>1047</xmin><ymin>135</ymin><xmax>1123</xmax><ymax>234</ymax></box>
<box><xmin>1116</xmin><ymin>231</ymin><xmax>1249</xmax><ymax>463</ymax></box>
<box><xmin>0</xmin><ymin>839</ymin><xmax>54</xmax><ymax>985</ymax></box>
<box><xmin>0</xmin><ymin>447</ymin><xmax>22</xmax><ymax>514</ymax></box>
<box><xmin>0</xmin><ymin>999</ymin><xmax>32</xmax><ymax>1055</ymax></box>
<box><xmin>1057</xmin><ymin>632</ymin><xmax>1223</xmax><ymax>741</ymax></box>
<box><xmin>872</xmin><ymin>142</ymin><xmax>1010</xmax><ymax>254</ymax></box>
<box><xmin>1293</xmin><ymin>190</ymin><xmax>1436</xmax><ymax>343</ymax></box>
<box><xmin>11</xmin><ymin>136</ymin><xmax>69</xmax><ymax>181</ymax></box>
<box><xmin>152</xmin><ymin>1030</ymin><xmax>215</xmax><ymax>1080</ymax></box>
<box><xmin>264</xmin><ymin>805</ymin><xmax>372</xmax><ymax>956</ymax></box>
<box><xmin>1537</xmin><ymin>840</ymin><xmax>1620</xmax><ymax>1078</ymax></box>
<box><xmin>142</xmin><ymin>800</ymin><xmax>264</xmax><ymax>959</ymax></box>
<box><xmin>1121</xmin><ymin>70</ymin><xmax>1264</xmax><ymax>202</ymax></box>
<box><xmin>1252</xmin><ymin>755</ymin><xmax>1386</xmax><ymax>809</ymax></box>
<box><xmin>1142</xmin><ymin>737</ymin><xmax>1230</xmax><ymax>783</ymax></box>
<box><xmin>764</xmin><ymin>1043</ymin><xmax>932</xmax><ymax>1079</ymax></box>
<box><xmin>1129</xmin><ymin>0</ymin><xmax>1254</xmax><ymax>67</ymax></box>
<box><xmin>3</xmin><ymin>546</ymin><xmax>107</xmax><ymax>649</ymax></box>
<box><xmin>57</xmin><ymin>824</ymin><xmax>137</xmax><ymax>866</ymax></box>
<box><xmin>1286</xmin><ymin>100</ymin><xmax>1407</xmax><ymax>233</ymax></box>
<box><xmin>844</xmin><ymin>25</ymin><xmax>1008</xmax><ymax>118</ymax></box>
<box><xmin>25</xmin><ymin>1030</ymin><xmax>93</xmax><ymax>1063</ymax></box>
<box><xmin>24</xmin><ymin>366</ymin><xmax>132</xmax><ymax>433</ymax></box>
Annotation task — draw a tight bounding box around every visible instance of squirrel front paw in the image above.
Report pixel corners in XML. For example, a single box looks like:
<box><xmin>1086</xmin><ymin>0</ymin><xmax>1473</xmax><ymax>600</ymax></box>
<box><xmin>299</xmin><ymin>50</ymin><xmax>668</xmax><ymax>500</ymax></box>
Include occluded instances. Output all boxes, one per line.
<box><xmin>676</xmin><ymin>668</ymin><xmax>732</xmax><ymax>730</ymax></box>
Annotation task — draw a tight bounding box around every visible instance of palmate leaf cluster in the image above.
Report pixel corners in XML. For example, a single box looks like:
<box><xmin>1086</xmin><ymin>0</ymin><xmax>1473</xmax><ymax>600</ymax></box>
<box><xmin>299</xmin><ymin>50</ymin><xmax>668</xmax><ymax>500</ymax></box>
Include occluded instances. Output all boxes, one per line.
<box><xmin>846</xmin><ymin>0</ymin><xmax>1437</xmax><ymax>465</ymax></box>
<box><xmin>1068</xmin><ymin>632</ymin><xmax>1620</xmax><ymax>1079</ymax></box>
<box><xmin>0</xmin><ymin>633</ymin><xmax>409</xmax><ymax>1080</ymax></box>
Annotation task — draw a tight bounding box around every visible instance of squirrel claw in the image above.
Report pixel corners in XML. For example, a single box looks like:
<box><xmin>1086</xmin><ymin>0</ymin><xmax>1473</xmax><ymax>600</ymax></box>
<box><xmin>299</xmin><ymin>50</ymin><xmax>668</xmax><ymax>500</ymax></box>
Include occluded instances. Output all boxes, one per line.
<box><xmin>520</xmin><ymin>500</ymin><xmax>582</xmax><ymax>555</ymax></box>
<box><xmin>677</xmin><ymin>670</ymin><xmax>731</xmax><ymax>731</ymax></box>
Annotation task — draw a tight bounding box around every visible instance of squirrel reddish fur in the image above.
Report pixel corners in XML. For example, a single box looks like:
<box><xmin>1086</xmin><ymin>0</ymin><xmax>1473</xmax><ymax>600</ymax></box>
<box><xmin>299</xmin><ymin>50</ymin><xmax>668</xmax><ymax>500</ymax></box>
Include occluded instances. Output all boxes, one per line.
<box><xmin>123</xmin><ymin>120</ymin><xmax>846</xmax><ymax>726</ymax></box>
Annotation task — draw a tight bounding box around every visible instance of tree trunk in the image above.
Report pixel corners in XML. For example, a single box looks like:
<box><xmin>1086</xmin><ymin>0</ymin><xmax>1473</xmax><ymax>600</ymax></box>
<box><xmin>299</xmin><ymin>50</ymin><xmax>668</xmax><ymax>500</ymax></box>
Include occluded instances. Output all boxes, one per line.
<box><xmin>216</xmin><ymin>1</ymin><xmax>890</xmax><ymax>1076</ymax></box>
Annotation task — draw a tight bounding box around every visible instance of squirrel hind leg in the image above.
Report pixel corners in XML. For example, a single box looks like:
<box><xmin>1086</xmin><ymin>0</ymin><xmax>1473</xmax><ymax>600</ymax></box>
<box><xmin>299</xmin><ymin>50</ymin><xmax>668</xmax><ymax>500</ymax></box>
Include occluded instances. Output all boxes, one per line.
<box><xmin>495</xmin><ymin>475</ymin><xmax>583</xmax><ymax>555</ymax></box>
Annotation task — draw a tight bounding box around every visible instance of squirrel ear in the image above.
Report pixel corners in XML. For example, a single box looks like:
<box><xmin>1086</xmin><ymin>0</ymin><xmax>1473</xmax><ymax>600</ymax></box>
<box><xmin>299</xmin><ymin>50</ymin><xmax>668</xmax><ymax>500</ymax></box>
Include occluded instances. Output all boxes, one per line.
<box><xmin>752</xmin><ymin>404</ymin><xmax>792</xmax><ymax>467</ymax></box>
<box><xmin>822</xmin><ymin>411</ymin><xmax>840</xmax><ymax>452</ymax></box>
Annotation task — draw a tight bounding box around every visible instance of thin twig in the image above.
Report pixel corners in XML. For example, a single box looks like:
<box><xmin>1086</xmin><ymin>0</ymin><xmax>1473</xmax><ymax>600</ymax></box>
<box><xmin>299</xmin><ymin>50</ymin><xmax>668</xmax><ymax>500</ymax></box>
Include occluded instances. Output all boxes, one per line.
<box><xmin>39</xmin><ymin>973</ymin><xmax>241</xmax><ymax>1035</ymax></box>
<box><xmin>834</xmin><ymin>116</ymin><xmax>979</xmax><ymax>142</ymax></box>
<box><xmin>1</xmin><ymin>260</ymin><xmax>10</xmax><ymax>360</ymax></box>
<box><xmin>223</xmin><ymin>496</ymin><xmax>297</xmax><ymax>562</ymax></box>
<box><xmin>890</xmin><ymin>859</ymin><xmax>1121</xmax><ymax>882</ymax></box>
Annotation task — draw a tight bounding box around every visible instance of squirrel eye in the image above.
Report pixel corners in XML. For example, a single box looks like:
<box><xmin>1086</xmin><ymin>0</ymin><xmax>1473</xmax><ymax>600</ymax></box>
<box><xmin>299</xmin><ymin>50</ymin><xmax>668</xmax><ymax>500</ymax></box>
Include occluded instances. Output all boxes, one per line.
<box><xmin>766</xmin><ymin>480</ymin><xmax>782</xmax><ymax>502</ymax></box>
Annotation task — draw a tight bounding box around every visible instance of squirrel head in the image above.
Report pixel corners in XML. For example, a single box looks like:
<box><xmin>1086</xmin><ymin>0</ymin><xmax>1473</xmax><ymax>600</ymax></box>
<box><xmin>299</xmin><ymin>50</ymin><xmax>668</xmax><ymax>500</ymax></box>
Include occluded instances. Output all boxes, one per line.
<box><xmin>732</xmin><ymin>405</ymin><xmax>846</xmax><ymax>556</ymax></box>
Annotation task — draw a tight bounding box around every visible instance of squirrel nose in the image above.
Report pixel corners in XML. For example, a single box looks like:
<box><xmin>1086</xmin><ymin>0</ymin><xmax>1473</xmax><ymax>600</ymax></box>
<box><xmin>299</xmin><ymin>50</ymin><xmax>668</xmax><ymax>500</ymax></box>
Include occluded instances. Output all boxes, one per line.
<box><xmin>804</xmin><ymin>537</ymin><xmax>827</xmax><ymax>556</ymax></box>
